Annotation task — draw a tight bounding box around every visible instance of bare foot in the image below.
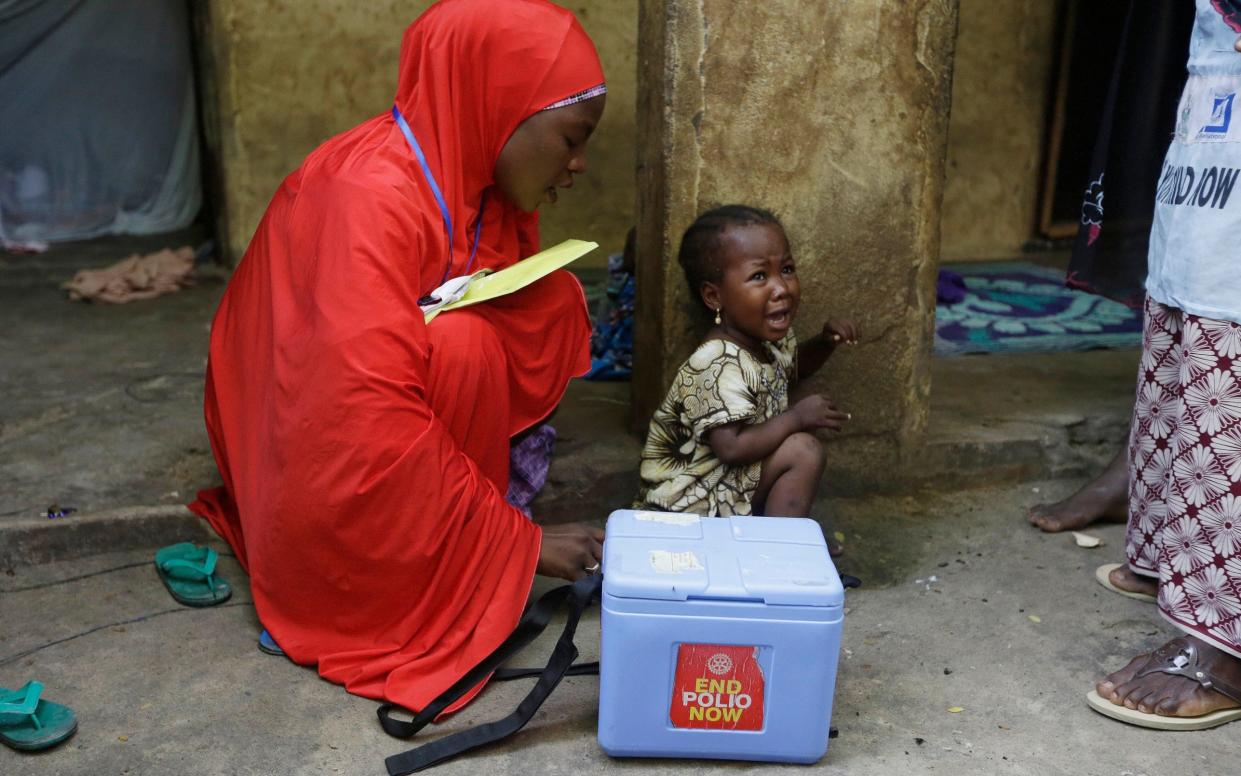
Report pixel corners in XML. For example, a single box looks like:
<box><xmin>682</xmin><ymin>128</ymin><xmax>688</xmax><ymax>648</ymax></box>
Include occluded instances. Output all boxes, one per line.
<box><xmin>1027</xmin><ymin>490</ymin><xmax>1126</xmax><ymax>532</ymax></box>
<box><xmin>1109</xmin><ymin>565</ymin><xmax>1158</xmax><ymax>598</ymax></box>
<box><xmin>1027</xmin><ymin>448</ymin><xmax>1127</xmax><ymax>532</ymax></box>
<box><xmin>1096</xmin><ymin>636</ymin><xmax>1241</xmax><ymax>717</ymax></box>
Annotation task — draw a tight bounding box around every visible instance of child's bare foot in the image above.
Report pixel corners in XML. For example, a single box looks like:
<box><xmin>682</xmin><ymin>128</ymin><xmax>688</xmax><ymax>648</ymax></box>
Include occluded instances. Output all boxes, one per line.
<box><xmin>1027</xmin><ymin>448</ymin><xmax>1127</xmax><ymax>532</ymax></box>
<box><xmin>1107</xmin><ymin>564</ymin><xmax>1158</xmax><ymax>598</ymax></box>
<box><xmin>1095</xmin><ymin>636</ymin><xmax>1241</xmax><ymax>718</ymax></box>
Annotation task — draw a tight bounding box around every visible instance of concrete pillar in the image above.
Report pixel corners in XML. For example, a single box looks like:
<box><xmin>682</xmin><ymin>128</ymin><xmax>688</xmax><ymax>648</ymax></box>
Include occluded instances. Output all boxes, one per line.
<box><xmin>634</xmin><ymin>0</ymin><xmax>959</xmax><ymax>491</ymax></box>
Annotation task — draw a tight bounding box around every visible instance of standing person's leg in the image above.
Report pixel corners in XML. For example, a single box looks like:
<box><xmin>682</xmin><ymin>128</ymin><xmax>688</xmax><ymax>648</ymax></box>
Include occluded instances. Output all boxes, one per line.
<box><xmin>1107</xmin><ymin>296</ymin><xmax>1177</xmax><ymax>598</ymax></box>
<box><xmin>1026</xmin><ymin>446</ymin><xmax>1129</xmax><ymax>532</ymax></box>
<box><xmin>1093</xmin><ymin>305</ymin><xmax>1241</xmax><ymax>724</ymax></box>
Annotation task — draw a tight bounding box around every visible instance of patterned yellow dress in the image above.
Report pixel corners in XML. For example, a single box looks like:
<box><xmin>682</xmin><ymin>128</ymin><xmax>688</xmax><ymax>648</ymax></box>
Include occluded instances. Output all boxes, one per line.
<box><xmin>635</xmin><ymin>331</ymin><xmax>797</xmax><ymax>516</ymax></box>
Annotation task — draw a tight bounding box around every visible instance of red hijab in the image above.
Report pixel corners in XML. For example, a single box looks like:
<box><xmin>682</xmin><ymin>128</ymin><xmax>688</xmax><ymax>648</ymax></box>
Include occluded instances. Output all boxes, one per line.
<box><xmin>395</xmin><ymin>0</ymin><xmax>605</xmax><ymax>291</ymax></box>
<box><xmin>190</xmin><ymin>0</ymin><xmax>604</xmax><ymax>713</ymax></box>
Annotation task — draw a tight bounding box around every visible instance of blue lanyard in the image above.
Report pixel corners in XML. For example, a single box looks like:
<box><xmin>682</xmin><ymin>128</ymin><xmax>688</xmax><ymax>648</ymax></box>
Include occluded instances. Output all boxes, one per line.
<box><xmin>391</xmin><ymin>105</ymin><xmax>484</xmax><ymax>293</ymax></box>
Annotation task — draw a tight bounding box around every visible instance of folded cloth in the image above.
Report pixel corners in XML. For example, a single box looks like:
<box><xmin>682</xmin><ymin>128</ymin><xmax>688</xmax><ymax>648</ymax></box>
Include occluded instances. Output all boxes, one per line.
<box><xmin>62</xmin><ymin>246</ymin><xmax>194</xmax><ymax>303</ymax></box>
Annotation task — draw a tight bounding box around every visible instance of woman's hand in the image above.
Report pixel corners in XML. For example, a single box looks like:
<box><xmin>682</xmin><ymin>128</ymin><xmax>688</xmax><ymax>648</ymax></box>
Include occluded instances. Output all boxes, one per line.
<box><xmin>537</xmin><ymin>522</ymin><xmax>605</xmax><ymax>580</ymax></box>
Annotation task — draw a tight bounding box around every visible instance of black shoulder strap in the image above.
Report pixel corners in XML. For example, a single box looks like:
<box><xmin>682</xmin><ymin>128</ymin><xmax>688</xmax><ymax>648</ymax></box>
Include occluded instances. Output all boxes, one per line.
<box><xmin>377</xmin><ymin>573</ymin><xmax>603</xmax><ymax>775</ymax></box>
<box><xmin>493</xmin><ymin>661</ymin><xmax>599</xmax><ymax>680</ymax></box>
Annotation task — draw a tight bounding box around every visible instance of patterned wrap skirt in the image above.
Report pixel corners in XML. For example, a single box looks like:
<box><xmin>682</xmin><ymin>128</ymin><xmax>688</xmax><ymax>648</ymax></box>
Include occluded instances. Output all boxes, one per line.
<box><xmin>1127</xmin><ymin>295</ymin><xmax>1241</xmax><ymax>658</ymax></box>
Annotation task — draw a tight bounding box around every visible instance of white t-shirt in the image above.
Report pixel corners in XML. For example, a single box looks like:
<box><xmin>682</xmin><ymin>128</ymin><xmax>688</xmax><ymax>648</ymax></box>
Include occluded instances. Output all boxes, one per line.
<box><xmin>1146</xmin><ymin>0</ymin><xmax>1241</xmax><ymax>324</ymax></box>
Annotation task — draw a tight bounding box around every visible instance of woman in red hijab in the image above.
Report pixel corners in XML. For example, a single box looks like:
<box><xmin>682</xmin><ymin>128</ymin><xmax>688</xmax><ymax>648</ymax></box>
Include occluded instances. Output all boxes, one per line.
<box><xmin>189</xmin><ymin>0</ymin><xmax>606</xmax><ymax>713</ymax></box>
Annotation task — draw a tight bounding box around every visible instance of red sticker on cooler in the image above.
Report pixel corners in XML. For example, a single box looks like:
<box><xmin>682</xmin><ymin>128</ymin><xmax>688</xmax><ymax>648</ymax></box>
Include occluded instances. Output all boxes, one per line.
<box><xmin>669</xmin><ymin>643</ymin><xmax>765</xmax><ymax>730</ymax></box>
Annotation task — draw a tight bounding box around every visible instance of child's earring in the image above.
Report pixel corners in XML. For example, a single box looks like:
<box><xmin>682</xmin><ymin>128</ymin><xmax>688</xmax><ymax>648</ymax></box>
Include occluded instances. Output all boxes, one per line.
<box><xmin>714</xmin><ymin>307</ymin><xmax>722</xmax><ymax>325</ymax></box>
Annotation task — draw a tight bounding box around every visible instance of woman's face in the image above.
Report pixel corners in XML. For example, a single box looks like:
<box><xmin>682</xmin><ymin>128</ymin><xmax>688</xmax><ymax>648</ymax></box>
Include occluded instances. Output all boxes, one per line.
<box><xmin>495</xmin><ymin>94</ymin><xmax>605</xmax><ymax>212</ymax></box>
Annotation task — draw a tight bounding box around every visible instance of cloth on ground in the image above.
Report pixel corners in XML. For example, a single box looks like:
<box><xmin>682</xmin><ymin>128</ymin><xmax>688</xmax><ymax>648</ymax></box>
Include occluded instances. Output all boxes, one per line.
<box><xmin>585</xmin><ymin>251</ymin><xmax>634</xmax><ymax>380</ymax></box>
<box><xmin>62</xmin><ymin>247</ymin><xmax>194</xmax><ymax>303</ymax></box>
<box><xmin>934</xmin><ymin>262</ymin><xmax>1143</xmax><ymax>356</ymax></box>
<box><xmin>506</xmin><ymin>423</ymin><xmax>556</xmax><ymax>515</ymax></box>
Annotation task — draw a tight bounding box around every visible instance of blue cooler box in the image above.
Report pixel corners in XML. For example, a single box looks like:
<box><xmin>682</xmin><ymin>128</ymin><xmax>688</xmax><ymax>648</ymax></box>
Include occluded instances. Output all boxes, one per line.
<box><xmin>597</xmin><ymin>509</ymin><xmax>844</xmax><ymax>764</ymax></box>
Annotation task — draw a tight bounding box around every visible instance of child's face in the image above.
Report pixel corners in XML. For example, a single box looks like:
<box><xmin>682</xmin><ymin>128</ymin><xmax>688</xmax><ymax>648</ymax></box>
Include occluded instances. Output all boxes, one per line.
<box><xmin>704</xmin><ymin>222</ymin><xmax>800</xmax><ymax>343</ymax></box>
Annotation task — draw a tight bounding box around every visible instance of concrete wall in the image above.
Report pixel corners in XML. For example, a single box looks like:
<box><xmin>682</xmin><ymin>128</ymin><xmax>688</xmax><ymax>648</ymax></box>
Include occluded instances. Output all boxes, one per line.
<box><xmin>939</xmin><ymin>0</ymin><xmax>1059</xmax><ymax>262</ymax></box>
<box><xmin>197</xmin><ymin>0</ymin><xmax>636</xmax><ymax>267</ymax></box>
<box><xmin>634</xmin><ymin>0</ymin><xmax>959</xmax><ymax>491</ymax></box>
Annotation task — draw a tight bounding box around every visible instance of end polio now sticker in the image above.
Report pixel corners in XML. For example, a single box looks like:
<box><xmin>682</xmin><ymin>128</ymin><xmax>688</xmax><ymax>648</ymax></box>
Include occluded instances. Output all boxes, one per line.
<box><xmin>669</xmin><ymin>644</ymin><xmax>765</xmax><ymax>730</ymax></box>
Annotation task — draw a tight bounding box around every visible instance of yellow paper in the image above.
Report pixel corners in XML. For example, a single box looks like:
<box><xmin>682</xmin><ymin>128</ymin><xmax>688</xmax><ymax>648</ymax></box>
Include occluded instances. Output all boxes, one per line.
<box><xmin>424</xmin><ymin>239</ymin><xmax>598</xmax><ymax>323</ymax></box>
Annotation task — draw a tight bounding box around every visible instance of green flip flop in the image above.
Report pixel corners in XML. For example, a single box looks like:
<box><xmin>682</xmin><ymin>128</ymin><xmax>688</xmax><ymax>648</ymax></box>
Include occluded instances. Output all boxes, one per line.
<box><xmin>0</xmin><ymin>681</ymin><xmax>78</xmax><ymax>751</ymax></box>
<box><xmin>154</xmin><ymin>542</ymin><xmax>232</xmax><ymax>606</ymax></box>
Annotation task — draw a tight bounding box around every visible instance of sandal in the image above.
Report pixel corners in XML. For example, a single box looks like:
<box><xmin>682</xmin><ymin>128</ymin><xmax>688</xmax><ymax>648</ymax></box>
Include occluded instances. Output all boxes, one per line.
<box><xmin>258</xmin><ymin>629</ymin><xmax>285</xmax><ymax>657</ymax></box>
<box><xmin>154</xmin><ymin>542</ymin><xmax>232</xmax><ymax>606</ymax></box>
<box><xmin>0</xmin><ymin>681</ymin><xmax>78</xmax><ymax>751</ymax></box>
<box><xmin>1094</xmin><ymin>563</ymin><xmax>1156</xmax><ymax>604</ymax></box>
<box><xmin>1086</xmin><ymin>637</ymin><xmax>1241</xmax><ymax>730</ymax></box>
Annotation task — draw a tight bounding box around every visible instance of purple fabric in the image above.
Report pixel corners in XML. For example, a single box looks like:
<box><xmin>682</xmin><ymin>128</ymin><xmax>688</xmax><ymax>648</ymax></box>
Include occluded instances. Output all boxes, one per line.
<box><xmin>506</xmin><ymin>423</ymin><xmax>556</xmax><ymax>516</ymax></box>
<box><xmin>937</xmin><ymin>269</ymin><xmax>967</xmax><ymax>305</ymax></box>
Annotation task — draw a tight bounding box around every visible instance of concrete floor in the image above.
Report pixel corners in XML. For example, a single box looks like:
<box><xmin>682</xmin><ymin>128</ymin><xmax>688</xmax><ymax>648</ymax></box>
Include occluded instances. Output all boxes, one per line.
<box><xmin>2</xmin><ymin>238</ymin><xmax>1231</xmax><ymax>775</ymax></box>
<box><xmin>3</xmin><ymin>486</ymin><xmax>1232</xmax><ymax>776</ymax></box>
<box><xmin>0</xmin><ymin>228</ymin><xmax>222</xmax><ymax>523</ymax></box>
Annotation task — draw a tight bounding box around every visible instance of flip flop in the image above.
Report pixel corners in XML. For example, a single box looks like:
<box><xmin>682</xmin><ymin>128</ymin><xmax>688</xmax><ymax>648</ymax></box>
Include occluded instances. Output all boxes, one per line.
<box><xmin>0</xmin><ymin>681</ymin><xmax>78</xmax><ymax>751</ymax></box>
<box><xmin>258</xmin><ymin>629</ymin><xmax>285</xmax><ymax>657</ymax></box>
<box><xmin>1095</xmin><ymin>563</ymin><xmax>1156</xmax><ymax>604</ymax></box>
<box><xmin>154</xmin><ymin>542</ymin><xmax>232</xmax><ymax>606</ymax></box>
<box><xmin>1085</xmin><ymin>637</ymin><xmax>1241</xmax><ymax>730</ymax></box>
<box><xmin>1086</xmin><ymin>690</ymin><xmax>1241</xmax><ymax>730</ymax></box>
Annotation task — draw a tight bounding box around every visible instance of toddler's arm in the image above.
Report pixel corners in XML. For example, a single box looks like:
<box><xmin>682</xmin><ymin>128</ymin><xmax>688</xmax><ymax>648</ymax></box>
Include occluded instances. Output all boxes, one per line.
<box><xmin>706</xmin><ymin>394</ymin><xmax>849</xmax><ymax>466</ymax></box>
<box><xmin>798</xmin><ymin>318</ymin><xmax>858</xmax><ymax>380</ymax></box>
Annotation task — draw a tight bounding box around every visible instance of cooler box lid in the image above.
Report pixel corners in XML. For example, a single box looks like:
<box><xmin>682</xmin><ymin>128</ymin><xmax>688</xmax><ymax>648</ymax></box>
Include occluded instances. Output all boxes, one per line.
<box><xmin>602</xmin><ymin>510</ymin><xmax>843</xmax><ymax>607</ymax></box>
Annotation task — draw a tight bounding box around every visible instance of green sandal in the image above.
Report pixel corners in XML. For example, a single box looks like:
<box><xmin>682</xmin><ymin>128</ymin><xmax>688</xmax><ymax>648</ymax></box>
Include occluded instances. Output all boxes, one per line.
<box><xmin>154</xmin><ymin>542</ymin><xmax>232</xmax><ymax>606</ymax></box>
<box><xmin>0</xmin><ymin>681</ymin><xmax>78</xmax><ymax>751</ymax></box>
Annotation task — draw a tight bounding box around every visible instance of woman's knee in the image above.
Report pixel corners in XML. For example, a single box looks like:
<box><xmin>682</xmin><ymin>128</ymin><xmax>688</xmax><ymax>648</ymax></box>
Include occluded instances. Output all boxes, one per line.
<box><xmin>426</xmin><ymin>313</ymin><xmax>506</xmax><ymax>378</ymax></box>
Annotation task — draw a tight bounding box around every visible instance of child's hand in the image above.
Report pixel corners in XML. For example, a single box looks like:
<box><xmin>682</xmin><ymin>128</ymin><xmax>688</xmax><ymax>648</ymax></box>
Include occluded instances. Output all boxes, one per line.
<box><xmin>823</xmin><ymin>318</ymin><xmax>859</xmax><ymax>346</ymax></box>
<box><xmin>792</xmin><ymin>393</ymin><xmax>851</xmax><ymax>432</ymax></box>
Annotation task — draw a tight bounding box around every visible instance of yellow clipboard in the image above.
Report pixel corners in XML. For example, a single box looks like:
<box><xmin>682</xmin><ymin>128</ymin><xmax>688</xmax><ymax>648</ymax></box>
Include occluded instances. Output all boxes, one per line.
<box><xmin>423</xmin><ymin>239</ymin><xmax>598</xmax><ymax>323</ymax></box>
